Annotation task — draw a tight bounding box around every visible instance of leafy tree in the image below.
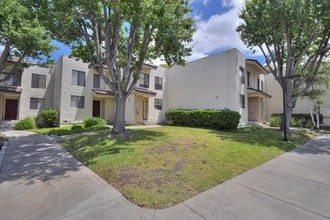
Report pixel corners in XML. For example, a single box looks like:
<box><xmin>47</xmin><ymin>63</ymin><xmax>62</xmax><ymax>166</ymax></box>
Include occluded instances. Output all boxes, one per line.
<box><xmin>303</xmin><ymin>62</ymin><xmax>330</xmax><ymax>129</ymax></box>
<box><xmin>0</xmin><ymin>0</ymin><xmax>56</xmax><ymax>83</ymax></box>
<box><xmin>46</xmin><ymin>0</ymin><xmax>194</xmax><ymax>136</ymax></box>
<box><xmin>237</xmin><ymin>0</ymin><xmax>330</xmax><ymax>135</ymax></box>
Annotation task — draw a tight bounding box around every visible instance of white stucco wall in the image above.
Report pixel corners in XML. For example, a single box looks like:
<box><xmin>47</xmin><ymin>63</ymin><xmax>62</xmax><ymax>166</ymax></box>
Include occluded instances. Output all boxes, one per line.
<box><xmin>19</xmin><ymin>65</ymin><xmax>54</xmax><ymax>119</ymax></box>
<box><xmin>265</xmin><ymin>74</ymin><xmax>330</xmax><ymax>124</ymax></box>
<box><xmin>166</xmin><ymin>48</ymin><xmax>248</xmax><ymax>125</ymax></box>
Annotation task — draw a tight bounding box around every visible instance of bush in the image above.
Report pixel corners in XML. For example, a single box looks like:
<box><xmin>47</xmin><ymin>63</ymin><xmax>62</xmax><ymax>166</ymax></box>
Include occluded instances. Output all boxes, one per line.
<box><xmin>40</xmin><ymin>108</ymin><xmax>59</xmax><ymax>128</ymax></box>
<box><xmin>165</xmin><ymin>109</ymin><xmax>241</xmax><ymax>130</ymax></box>
<box><xmin>71</xmin><ymin>124</ymin><xmax>83</xmax><ymax>131</ymax></box>
<box><xmin>269</xmin><ymin>115</ymin><xmax>281</xmax><ymax>127</ymax></box>
<box><xmin>15</xmin><ymin>117</ymin><xmax>36</xmax><ymax>130</ymax></box>
<box><xmin>83</xmin><ymin>117</ymin><xmax>106</xmax><ymax>128</ymax></box>
<box><xmin>269</xmin><ymin>113</ymin><xmax>323</xmax><ymax>128</ymax></box>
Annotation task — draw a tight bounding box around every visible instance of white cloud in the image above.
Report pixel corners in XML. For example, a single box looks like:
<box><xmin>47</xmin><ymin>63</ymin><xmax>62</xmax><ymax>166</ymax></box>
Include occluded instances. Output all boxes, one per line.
<box><xmin>188</xmin><ymin>0</ymin><xmax>262</xmax><ymax>62</ymax></box>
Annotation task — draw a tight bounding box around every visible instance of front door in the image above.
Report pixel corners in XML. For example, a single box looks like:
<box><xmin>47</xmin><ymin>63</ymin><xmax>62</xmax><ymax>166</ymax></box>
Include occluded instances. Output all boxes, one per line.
<box><xmin>93</xmin><ymin>100</ymin><xmax>101</xmax><ymax>117</ymax></box>
<box><xmin>248</xmin><ymin>97</ymin><xmax>258</xmax><ymax>121</ymax></box>
<box><xmin>143</xmin><ymin>99</ymin><xmax>148</xmax><ymax>120</ymax></box>
<box><xmin>5</xmin><ymin>99</ymin><xmax>18</xmax><ymax>120</ymax></box>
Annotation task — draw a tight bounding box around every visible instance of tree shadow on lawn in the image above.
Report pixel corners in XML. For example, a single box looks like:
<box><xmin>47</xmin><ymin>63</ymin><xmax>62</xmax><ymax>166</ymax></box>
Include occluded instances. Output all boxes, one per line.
<box><xmin>209</xmin><ymin>128</ymin><xmax>311</xmax><ymax>153</ymax></box>
<box><xmin>61</xmin><ymin>129</ymin><xmax>168</xmax><ymax>165</ymax></box>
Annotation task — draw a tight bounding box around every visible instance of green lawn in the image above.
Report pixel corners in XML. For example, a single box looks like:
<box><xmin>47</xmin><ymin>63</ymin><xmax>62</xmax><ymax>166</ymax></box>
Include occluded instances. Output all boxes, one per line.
<box><xmin>31</xmin><ymin>125</ymin><xmax>110</xmax><ymax>136</ymax></box>
<box><xmin>58</xmin><ymin>126</ymin><xmax>313</xmax><ymax>208</ymax></box>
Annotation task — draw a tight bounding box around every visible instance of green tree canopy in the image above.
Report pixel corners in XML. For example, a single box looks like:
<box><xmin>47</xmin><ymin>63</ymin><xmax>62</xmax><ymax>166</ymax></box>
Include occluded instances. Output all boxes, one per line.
<box><xmin>237</xmin><ymin>0</ymin><xmax>330</xmax><ymax>135</ymax></box>
<box><xmin>0</xmin><ymin>0</ymin><xmax>56</xmax><ymax>76</ymax></box>
<box><xmin>45</xmin><ymin>0</ymin><xmax>195</xmax><ymax>136</ymax></box>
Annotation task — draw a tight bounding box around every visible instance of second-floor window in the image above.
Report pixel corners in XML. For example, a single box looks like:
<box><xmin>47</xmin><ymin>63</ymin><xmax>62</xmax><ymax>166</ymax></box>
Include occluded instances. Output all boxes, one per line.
<box><xmin>31</xmin><ymin>74</ymin><xmax>46</xmax><ymax>89</ymax></box>
<box><xmin>30</xmin><ymin>98</ymin><xmax>45</xmax><ymax>109</ymax></box>
<box><xmin>261</xmin><ymin>80</ymin><xmax>264</xmax><ymax>91</ymax></box>
<box><xmin>93</xmin><ymin>74</ymin><xmax>105</xmax><ymax>89</ymax></box>
<box><xmin>239</xmin><ymin>66</ymin><xmax>245</xmax><ymax>84</ymax></box>
<box><xmin>71</xmin><ymin>95</ymin><xmax>85</xmax><ymax>108</ymax></box>
<box><xmin>257</xmin><ymin>78</ymin><xmax>260</xmax><ymax>90</ymax></box>
<box><xmin>247</xmin><ymin>71</ymin><xmax>251</xmax><ymax>87</ymax></box>
<box><xmin>140</xmin><ymin>73</ymin><xmax>149</xmax><ymax>88</ymax></box>
<box><xmin>155</xmin><ymin>76</ymin><xmax>163</xmax><ymax>90</ymax></box>
<box><xmin>72</xmin><ymin>70</ymin><xmax>85</xmax><ymax>86</ymax></box>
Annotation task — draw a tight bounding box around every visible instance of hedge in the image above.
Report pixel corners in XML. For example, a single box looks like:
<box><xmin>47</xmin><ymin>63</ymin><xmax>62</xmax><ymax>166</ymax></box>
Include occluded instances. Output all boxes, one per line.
<box><xmin>40</xmin><ymin>108</ymin><xmax>59</xmax><ymax>128</ymax></box>
<box><xmin>269</xmin><ymin>113</ymin><xmax>323</xmax><ymax>128</ymax></box>
<box><xmin>165</xmin><ymin>109</ymin><xmax>241</xmax><ymax>130</ymax></box>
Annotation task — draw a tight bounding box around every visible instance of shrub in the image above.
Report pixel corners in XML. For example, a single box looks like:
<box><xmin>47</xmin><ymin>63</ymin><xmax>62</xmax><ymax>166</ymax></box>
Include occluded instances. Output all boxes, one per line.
<box><xmin>15</xmin><ymin>117</ymin><xmax>36</xmax><ymax>130</ymax></box>
<box><xmin>83</xmin><ymin>117</ymin><xmax>106</xmax><ymax>128</ymax></box>
<box><xmin>270</xmin><ymin>113</ymin><xmax>323</xmax><ymax>128</ymax></box>
<box><xmin>71</xmin><ymin>124</ymin><xmax>83</xmax><ymax>131</ymax></box>
<box><xmin>40</xmin><ymin>108</ymin><xmax>59</xmax><ymax>128</ymax></box>
<box><xmin>269</xmin><ymin>115</ymin><xmax>281</xmax><ymax>127</ymax></box>
<box><xmin>165</xmin><ymin>109</ymin><xmax>241</xmax><ymax>130</ymax></box>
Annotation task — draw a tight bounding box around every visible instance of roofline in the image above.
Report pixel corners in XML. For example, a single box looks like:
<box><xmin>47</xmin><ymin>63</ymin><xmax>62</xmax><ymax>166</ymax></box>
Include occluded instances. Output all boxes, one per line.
<box><xmin>246</xmin><ymin>59</ymin><xmax>268</xmax><ymax>73</ymax></box>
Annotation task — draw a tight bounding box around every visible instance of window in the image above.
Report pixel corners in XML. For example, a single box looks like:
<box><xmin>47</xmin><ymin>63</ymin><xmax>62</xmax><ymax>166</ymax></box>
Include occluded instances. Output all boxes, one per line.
<box><xmin>31</xmin><ymin>74</ymin><xmax>46</xmax><ymax>89</ymax></box>
<box><xmin>71</xmin><ymin>96</ymin><xmax>85</xmax><ymax>108</ymax></box>
<box><xmin>93</xmin><ymin>74</ymin><xmax>106</xmax><ymax>89</ymax></box>
<box><xmin>30</xmin><ymin>98</ymin><xmax>45</xmax><ymax>109</ymax></box>
<box><xmin>155</xmin><ymin>76</ymin><xmax>163</xmax><ymax>90</ymax></box>
<box><xmin>240</xmin><ymin>94</ymin><xmax>245</xmax><ymax>108</ymax></box>
<box><xmin>72</xmin><ymin>70</ymin><xmax>85</xmax><ymax>86</ymax></box>
<box><xmin>140</xmin><ymin>73</ymin><xmax>149</xmax><ymax>88</ymax></box>
<box><xmin>247</xmin><ymin>71</ymin><xmax>251</xmax><ymax>87</ymax></box>
<box><xmin>154</xmin><ymin>98</ymin><xmax>163</xmax><ymax>110</ymax></box>
<box><xmin>239</xmin><ymin>66</ymin><xmax>245</xmax><ymax>84</ymax></box>
<box><xmin>257</xmin><ymin>78</ymin><xmax>260</xmax><ymax>90</ymax></box>
<box><xmin>261</xmin><ymin>80</ymin><xmax>264</xmax><ymax>91</ymax></box>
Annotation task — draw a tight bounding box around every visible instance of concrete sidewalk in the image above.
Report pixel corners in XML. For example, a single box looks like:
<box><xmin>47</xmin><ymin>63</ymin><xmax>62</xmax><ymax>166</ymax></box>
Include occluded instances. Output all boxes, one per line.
<box><xmin>0</xmin><ymin>130</ymin><xmax>330</xmax><ymax>220</ymax></box>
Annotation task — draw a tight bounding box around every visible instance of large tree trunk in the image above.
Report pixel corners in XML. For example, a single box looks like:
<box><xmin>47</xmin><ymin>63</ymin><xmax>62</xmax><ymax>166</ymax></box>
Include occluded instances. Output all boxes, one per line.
<box><xmin>280</xmin><ymin>81</ymin><xmax>293</xmax><ymax>137</ymax></box>
<box><xmin>0</xmin><ymin>40</ymin><xmax>11</xmax><ymax>72</ymax></box>
<box><xmin>112</xmin><ymin>97</ymin><xmax>127</xmax><ymax>137</ymax></box>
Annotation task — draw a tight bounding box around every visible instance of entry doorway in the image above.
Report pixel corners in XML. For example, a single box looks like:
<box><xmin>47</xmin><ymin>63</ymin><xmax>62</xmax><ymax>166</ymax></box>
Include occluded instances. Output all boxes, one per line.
<box><xmin>248</xmin><ymin>97</ymin><xmax>258</xmax><ymax>121</ymax></box>
<box><xmin>5</xmin><ymin>99</ymin><xmax>18</xmax><ymax>120</ymax></box>
<box><xmin>92</xmin><ymin>100</ymin><xmax>101</xmax><ymax>117</ymax></box>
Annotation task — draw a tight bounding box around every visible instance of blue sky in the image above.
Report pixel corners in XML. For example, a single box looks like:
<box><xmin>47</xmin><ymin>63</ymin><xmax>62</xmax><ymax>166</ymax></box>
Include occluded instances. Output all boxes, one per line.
<box><xmin>50</xmin><ymin>0</ymin><xmax>265</xmax><ymax>65</ymax></box>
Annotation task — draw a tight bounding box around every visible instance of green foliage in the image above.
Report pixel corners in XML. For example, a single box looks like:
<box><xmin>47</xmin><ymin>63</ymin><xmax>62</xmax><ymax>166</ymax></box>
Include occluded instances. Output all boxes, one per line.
<box><xmin>32</xmin><ymin>125</ymin><xmax>109</xmax><ymax>136</ymax></box>
<box><xmin>15</xmin><ymin>117</ymin><xmax>36</xmax><ymax>130</ymax></box>
<box><xmin>83</xmin><ymin>117</ymin><xmax>106</xmax><ymax>128</ymax></box>
<box><xmin>270</xmin><ymin>113</ymin><xmax>323</xmax><ymax>128</ymax></box>
<box><xmin>71</xmin><ymin>124</ymin><xmax>83</xmax><ymax>131</ymax></box>
<box><xmin>0</xmin><ymin>0</ymin><xmax>56</xmax><ymax>72</ymax></box>
<box><xmin>269</xmin><ymin>115</ymin><xmax>282</xmax><ymax>127</ymax></box>
<box><xmin>40</xmin><ymin>108</ymin><xmax>59</xmax><ymax>128</ymax></box>
<box><xmin>165</xmin><ymin>109</ymin><xmax>241</xmax><ymax>130</ymax></box>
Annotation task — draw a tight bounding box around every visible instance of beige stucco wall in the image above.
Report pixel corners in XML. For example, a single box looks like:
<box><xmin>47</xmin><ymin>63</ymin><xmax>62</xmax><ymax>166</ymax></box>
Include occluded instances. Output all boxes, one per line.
<box><xmin>166</xmin><ymin>48</ymin><xmax>248</xmax><ymax>125</ymax></box>
<box><xmin>19</xmin><ymin>65</ymin><xmax>54</xmax><ymax>119</ymax></box>
<box><xmin>265</xmin><ymin>74</ymin><xmax>330</xmax><ymax>124</ymax></box>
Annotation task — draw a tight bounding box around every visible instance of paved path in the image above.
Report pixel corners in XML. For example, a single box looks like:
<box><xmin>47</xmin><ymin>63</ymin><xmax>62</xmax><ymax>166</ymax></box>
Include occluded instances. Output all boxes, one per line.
<box><xmin>0</xmin><ymin>130</ymin><xmax>330</xmax><ymax>220</ymax></box>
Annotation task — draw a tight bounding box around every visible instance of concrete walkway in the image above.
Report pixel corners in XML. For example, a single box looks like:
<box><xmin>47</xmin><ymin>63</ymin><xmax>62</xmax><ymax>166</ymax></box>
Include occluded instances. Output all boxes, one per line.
<box><xmin>0</xmin><ymin>130</ymin><xmax>330</xmax><ymax>220</ymax></box>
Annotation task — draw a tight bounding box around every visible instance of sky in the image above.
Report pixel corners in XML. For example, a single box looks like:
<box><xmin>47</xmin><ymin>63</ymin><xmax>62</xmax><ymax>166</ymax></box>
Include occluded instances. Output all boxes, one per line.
<box><xmin>50</xmin><ymin>0</ymin><xmax>265</xmax><ymax>65</ymax></box>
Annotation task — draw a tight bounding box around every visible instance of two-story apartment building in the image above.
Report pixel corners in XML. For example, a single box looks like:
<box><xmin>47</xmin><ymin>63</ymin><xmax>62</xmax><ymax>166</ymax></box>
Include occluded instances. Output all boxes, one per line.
<box><xmin>0</xmin><ymin>56</ymin><xmax>167</xmax><ymax>124</ymax></box>
<box><xmin>166</xmin><ymin>48</ymin><xmax>269</xmax><ymax>125</ymax></box>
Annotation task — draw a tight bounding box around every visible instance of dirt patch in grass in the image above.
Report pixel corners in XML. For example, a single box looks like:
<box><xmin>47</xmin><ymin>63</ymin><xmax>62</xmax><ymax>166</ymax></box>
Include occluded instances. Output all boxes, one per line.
<box><xmin>146</xmin><ymin>138</ymin><xmax>197</xmax><ymax>154</ymax></box>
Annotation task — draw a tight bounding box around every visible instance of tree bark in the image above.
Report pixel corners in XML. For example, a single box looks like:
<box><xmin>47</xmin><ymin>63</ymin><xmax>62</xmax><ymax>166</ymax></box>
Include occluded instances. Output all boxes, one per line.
<box><xmin>0</xmin><ymin>39</ymin><xmax>12</xmax><ymax>72</ymax></box>
<box><xmin>308</xmin><ymin>98</ymin><xmax>316</xmax><ymax>128</ymax></box>
<box><xmin>112</xmin><ymin>97</ymin><xmax>127</xmax><ymax>137</ymax></box>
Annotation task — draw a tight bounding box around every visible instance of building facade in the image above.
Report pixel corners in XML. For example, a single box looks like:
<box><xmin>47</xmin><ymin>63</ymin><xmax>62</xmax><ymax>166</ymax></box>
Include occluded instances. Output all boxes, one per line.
<box><xmin>0</xmin><ymin>56</ymin><xmax>167</xmax><ymax>125</ymax></box>
<box><xmin>265</xmin><ymin>74</ymin><xmax>330</xmax><ymax>124</ymax></box>
<box><xmin>166</xmin><ymin>48</ymin><xmax>269</xmax><ymax>125</ymax></box>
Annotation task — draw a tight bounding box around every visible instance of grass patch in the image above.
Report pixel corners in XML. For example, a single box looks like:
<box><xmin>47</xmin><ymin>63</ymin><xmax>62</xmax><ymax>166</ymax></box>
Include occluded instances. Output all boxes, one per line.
<box><xmin>231</xmin><ymin>125</ymin><xmax>259</xmax><ymax>133</ymax></box>
<box><xmin>59</xmin><ymin>126</ymin><xmax>313</xmax><ymax>208</ymax></box>
<box><xmin>31</xmin><ymin>125</ymin><xmax>109</xmax><ymax>136</ymax></box>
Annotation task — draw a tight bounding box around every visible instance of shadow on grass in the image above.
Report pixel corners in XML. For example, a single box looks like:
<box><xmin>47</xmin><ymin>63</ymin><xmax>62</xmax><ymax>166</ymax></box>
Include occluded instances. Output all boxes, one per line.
<box><xmin>210</xmin><ymin>128</ymin><xmax>318</xmax><ymax>153</ymax></box>
<box><xmin>60</xmin><ymin>129</ymin><xmax>167</xmax><ymax>166</ymax></box>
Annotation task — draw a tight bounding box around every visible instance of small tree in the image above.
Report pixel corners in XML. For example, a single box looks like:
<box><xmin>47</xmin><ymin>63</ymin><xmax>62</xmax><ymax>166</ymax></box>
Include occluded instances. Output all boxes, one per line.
<box><xmin>0</xmin><ymin>0</ymin><xmax>56</xmax><ymax>82</ymax></box>
<box><xmin>303</xmin><ymin>62</ymin><xmax>330</xmax><ymax>129</ymax></box>
<box><xmin>45</xmin><ymin>0</ymin><xmax>195</xmax><ymax>137</ymax></box>
<box><xmin>237</xmin><ymin>0</ymin><xmax>330</xmax><ymax>136</ymax></box>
